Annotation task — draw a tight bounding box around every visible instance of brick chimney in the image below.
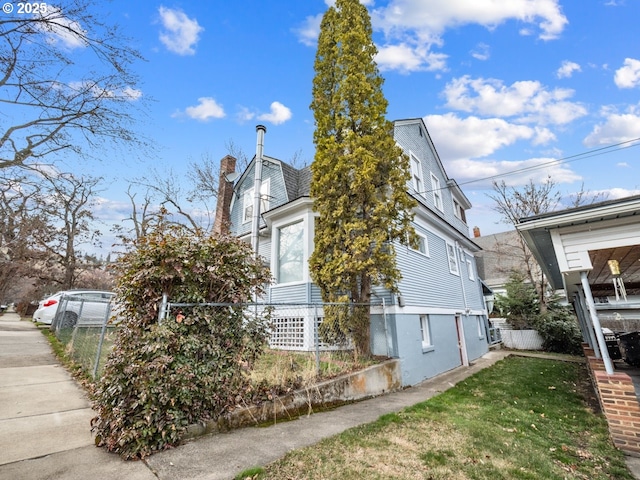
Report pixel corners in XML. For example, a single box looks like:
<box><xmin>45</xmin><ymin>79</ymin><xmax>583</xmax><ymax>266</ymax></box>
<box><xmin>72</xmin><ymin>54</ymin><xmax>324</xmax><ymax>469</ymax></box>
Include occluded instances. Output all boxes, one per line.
<box><xmin>213</xmin><ymin>155</ymin><xmax>237</xmax><ymax>235</ymax></box>
<box><xmin>473</xmin><ymin>226</ymin><xmax>481</xmax><ymax>238</ymax></box>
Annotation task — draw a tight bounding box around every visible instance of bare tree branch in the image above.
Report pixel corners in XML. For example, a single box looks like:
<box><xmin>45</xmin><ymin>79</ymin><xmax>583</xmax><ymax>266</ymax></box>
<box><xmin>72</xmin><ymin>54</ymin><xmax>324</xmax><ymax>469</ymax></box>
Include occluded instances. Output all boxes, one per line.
<box><xmin>0</xmin><ymin>0</ymin><xmax>147</xmax><ymax>171</ymax></box>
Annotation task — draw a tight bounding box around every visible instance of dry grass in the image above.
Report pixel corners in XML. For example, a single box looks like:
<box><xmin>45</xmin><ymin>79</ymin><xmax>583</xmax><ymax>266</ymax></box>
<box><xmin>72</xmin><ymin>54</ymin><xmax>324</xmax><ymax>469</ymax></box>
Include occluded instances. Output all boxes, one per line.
<box><xmin>241</xmin><ymin>357</ymin><xmax>634</xmax><ymax>480</ymax></box>
<box><xmin>249</xmin><ymin>349</ymin><xmax>377</xmax><ymax>392</ymax></box>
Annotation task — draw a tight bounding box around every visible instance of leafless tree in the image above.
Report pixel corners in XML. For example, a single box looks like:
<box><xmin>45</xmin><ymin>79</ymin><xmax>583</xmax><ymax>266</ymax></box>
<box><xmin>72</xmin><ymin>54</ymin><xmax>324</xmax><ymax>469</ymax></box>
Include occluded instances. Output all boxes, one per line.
<box><xmin>488</xmin><ymin>177</ymin><xmax>609</xmax><ymax>310</ymax></box>
<box><xmin>32</xmin><ymin>173</ymin><xmax>104</xmax><ymax>289</ymax></box>
<box><xmin>0</xmin><ymin>173</ymin><xmax>50</xmax><ymax>302</ymax></box>
<box><xmin>0</xmin><ymin>0</ymin><xmax>146</xmax><ymax>172</ymax></box>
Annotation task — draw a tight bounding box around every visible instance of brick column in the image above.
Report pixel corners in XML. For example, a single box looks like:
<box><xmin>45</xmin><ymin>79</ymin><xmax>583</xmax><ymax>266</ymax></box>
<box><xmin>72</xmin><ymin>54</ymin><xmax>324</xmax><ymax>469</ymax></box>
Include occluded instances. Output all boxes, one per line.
<box><xmin>594</xmin><ymin>371</ymin><xmax>640</xmax><ymax>456</ymax></box>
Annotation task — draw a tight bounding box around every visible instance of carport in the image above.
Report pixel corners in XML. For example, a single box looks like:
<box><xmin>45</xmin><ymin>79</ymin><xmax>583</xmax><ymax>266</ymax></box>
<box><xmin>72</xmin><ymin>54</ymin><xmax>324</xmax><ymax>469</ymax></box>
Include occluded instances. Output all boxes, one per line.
<box><xmin>516</xmin><ymin>194</ymin><xmax>640</xmax><ymax>454</ymax></box>
<box><xmin>517</xmin><ymin>194</ymin><xmax>640</xmax><ymax>373</ymax></box>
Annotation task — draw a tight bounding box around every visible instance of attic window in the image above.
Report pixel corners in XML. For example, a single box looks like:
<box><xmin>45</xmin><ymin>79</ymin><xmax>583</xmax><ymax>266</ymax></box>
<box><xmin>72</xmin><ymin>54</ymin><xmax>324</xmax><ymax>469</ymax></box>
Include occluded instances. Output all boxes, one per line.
<box><xmin>242</xmin><ymin>179</ymin><xmax>270</xmax><ymax>224</ymax></box>
<box><xmin>418</xmin><ymin>126</ymin><xmax>423</xmax><ymax>137</ymax></box>
<box><xmin>453</xmin><ymin>198</ymin><xmax>467</xmax><ymax>222</ymax></box>
<box><xmin>431</xmin><ymin>173</ymin><xmax>443</xmax><ymax>211</ymax></box>
<box><xmin>410</xmin><ymin>154</ymin><xmax>423</xmax><ymax>194</ymax></box>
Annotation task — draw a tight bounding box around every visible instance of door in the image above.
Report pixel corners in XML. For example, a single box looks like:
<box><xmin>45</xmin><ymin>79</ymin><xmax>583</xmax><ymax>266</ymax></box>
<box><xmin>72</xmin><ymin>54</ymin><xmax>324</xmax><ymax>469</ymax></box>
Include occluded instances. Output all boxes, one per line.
<box><xmin>455</xmin><ymin>314</ymin><xmax>469</xmax><ymax>367</ymax></box>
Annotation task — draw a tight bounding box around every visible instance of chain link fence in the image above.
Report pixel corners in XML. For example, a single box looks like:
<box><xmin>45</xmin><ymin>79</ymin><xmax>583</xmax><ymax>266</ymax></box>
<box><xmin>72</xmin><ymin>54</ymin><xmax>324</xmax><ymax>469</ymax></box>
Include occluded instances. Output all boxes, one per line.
<box><xmin>160</xmin><ymin>300</ymin><xmax>388</xmax><ymax>375</ymax></box>
<box><xmin>50</xmin><ymin>292</ymin><xmax>117</xmax><ymax>379</ymax></box>
<box><xmin>51</xmin><ymin>296</ymin><xmax>389</xmax><ymax>380</ymax></box>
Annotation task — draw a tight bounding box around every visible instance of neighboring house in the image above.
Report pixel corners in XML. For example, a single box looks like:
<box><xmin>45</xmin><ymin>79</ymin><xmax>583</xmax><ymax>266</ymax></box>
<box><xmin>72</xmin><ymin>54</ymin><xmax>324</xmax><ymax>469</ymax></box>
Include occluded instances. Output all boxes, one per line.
<box><xmin>222</xmin><ymin>118</ymin><xmax>490</xmax><ymax>386</ymax></box>
<box><xmin>473</xmin><ymin>230</ymin><xmax>530</xmax><ymax>297</ymax></box>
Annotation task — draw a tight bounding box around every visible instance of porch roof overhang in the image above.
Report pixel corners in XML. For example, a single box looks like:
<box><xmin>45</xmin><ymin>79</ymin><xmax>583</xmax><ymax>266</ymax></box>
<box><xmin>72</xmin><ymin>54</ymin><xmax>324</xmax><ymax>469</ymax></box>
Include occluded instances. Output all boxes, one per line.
<box><xmin>516</xmin><ymin>195</ymin><xmax>640</xmax><ymax>299</ymax></box>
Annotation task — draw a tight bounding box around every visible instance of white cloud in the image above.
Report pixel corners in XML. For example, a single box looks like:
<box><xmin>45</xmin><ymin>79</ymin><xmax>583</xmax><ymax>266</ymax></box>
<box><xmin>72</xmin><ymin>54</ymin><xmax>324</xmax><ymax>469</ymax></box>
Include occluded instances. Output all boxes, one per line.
<box><xmin>423</xmin><ymin>113</ymin><xmax>580</xmax><ymax>188</ymax></box>
<box><xmin>593</xmin><ymin>187</ymin><xmax>640</xmax><ymax>199</ymax></box>
<box><xmin>68</xmin><ymin>81</ymin><xmax>142</xmax><ymax>101</ymax></box>
<box><xmin>173</xmin><ymin>97</ymin><xmax>225</xmax><ymax>122</ymax></box>
<box><xmin>617</xmin><ymin>162</ymin><xmax>630</xmax><ymax>167</ymax></box>
<box><xmin>369</xmin><ymin>0</ymin><xmax>567</xmax><ymax>71</ymax></box>
<box><xmin>373</xmin><ymin>0</ymin><xmax>567</xmax><ymax>40</ymax></box>
<box><xmin>158</xmin><ymin>6</ymin><xmax>204</xmax><ymax>56</ymax></box>
<box><xmin>471</xmin><ymin>43</ymin><xmax>490</xmax><ymax>61</ymax></box>
<box><xmin>614</xmin><ymin>58</ymin><xmax>640</xmax><ymax>89</ymax></box>
<box><xmin>236</xmin><ymin>106</ymin><xmax>255</xmax><ymax>123</ymax></box>
<box><xmin>37</xmin><ymin>7</ymin><xmax>87</xmax><ymax>49</ymax></box>
<box><xmin>296</xmin><ymin>0</ymin><xmax>566</xmax><ymax>73</ymax></box>
<box><xmin>556</xmin><ymin>60</ymin><xmax>581</xmax><ymax>79</ymax></box>
<box><xmin>583</xmin><ymin>106</ymin><xmax>640</xmax><ymax>147</ymax></box>
<box><xmin>257</xmin><ymin>102</ymin><xmax>292</xmax><ymax>125</ymax></box>
<box><xmin>295</xmin><ymin>13</ymin><xmax>323</xmax><ymax>47</ymax></box>
<box><xmin>445</xmin><ymin>157</ymin><xmax>581</xmax><ymax>188</ymax></box>
<box><xmin>443</xmin><ymin>76</ymin><xmax>587</xmax><ymax>125</ymax></box>
<box><xmin>122</xmin><ymin>87</ymin><xmax>142</xmax><ymax>101</ymax></box>
<box><xmin>424</xmin><ymin>113</ymin><xmax>549</xmax><ymax>161</ymax></box>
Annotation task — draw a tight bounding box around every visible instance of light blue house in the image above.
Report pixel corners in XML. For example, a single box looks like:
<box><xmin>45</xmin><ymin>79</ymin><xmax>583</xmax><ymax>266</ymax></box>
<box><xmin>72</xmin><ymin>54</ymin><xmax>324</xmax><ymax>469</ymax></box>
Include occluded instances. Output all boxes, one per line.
<box><xmin>225</xmin><ymin>118</ymin><xmax>490</xmax><ymax>386</ymax></box>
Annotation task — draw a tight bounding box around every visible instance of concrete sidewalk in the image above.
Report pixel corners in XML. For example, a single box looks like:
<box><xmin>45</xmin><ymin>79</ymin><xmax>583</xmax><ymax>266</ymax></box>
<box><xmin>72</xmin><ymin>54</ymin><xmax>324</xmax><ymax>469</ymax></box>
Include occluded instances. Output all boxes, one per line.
<box><xmin>2</xmin><ymin>309</ymin><xmax>639</xmax><ymax>480</ymax></box>
<box><xmin>0</xmin><ymin>311</ymin><xmax>155</xmax><ymax>480</ymax></box>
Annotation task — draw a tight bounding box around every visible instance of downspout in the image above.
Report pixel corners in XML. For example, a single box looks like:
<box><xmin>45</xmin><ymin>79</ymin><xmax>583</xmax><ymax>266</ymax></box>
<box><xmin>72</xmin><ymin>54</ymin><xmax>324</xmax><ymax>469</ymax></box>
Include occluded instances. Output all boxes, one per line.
<box><xmin>455</xmin><ymin>241</ymin><xmax>469</xmax><ymax>314</ymax></box>
<box><xmin>251</xmin><ymin>125</ymin><xmax>267</xmax><ymax>259</ymax></box>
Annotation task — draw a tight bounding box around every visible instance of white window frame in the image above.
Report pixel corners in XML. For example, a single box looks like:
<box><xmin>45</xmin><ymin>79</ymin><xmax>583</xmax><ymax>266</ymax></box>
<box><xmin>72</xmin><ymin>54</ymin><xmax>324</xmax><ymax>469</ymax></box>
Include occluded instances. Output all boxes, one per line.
<box><xmin>410</xmin><ymin>231</ymin><xmax>429</xmax><ymax>257</ymax></box>
<box><xmin>276</xmin><ymin>219</ymin><xmax>305</xmax><ymax>285</ymax></box>
<box><xmin>446</xmin><ymin>242</ymin><xmax>459</xmax><ymax>276</ymax></box>
<box><xmin>242</xmin><ymin>179</ymin><xmax>270</xmax><ymax>224</ymax></box>
<box><xmin>410</xmin><ymin>153</ymin><xmax>423</xmax><ymax>195</ymax></box>
<box><xmin>453</xmin><ymin>198</ymin><xmax>466</xmax><ymax>222</ymax></box>
<box><xmin>466</xmin><ymin>258</ymin><xmax>475</xmax><ymax>281</ymax></box>
<box><xmin>477</xmin><ymin>316</ymin><xmax>485</xmax><ymax>339</ymax></box>
<box><xmin>420</xmin><ymin>315</ymin><xmax>433</xmax><ymax>351</ymax></box>
<box><xmin>431</xmin><ymin>173</ymin><xmax>443</xmax><ymax>211</ymax></box>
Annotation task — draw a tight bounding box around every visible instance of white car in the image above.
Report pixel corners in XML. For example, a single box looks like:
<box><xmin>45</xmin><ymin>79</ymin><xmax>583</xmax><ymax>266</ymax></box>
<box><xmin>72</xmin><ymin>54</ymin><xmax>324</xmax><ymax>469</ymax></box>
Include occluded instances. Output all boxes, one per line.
<box><xmin>33</xmin><ymin>290</ymin><xmax>115</xmax><ymax>327</ymax></box>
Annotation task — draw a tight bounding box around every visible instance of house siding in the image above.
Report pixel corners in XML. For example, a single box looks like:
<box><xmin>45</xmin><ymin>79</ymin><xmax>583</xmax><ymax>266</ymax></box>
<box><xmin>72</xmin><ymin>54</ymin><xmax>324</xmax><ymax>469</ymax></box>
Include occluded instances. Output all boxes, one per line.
<box><xmin>393</xmin><ymin>313</ymin><xmax>461</xmax><ymax>385</ymax></box>
<box><xmin>227</xmin><ymin>118</ymin><xmax>489</xmax><ymax>387</ymax></box>
<box><xmin>230</xmin><ymin>159</ymin><xmax>290</xmax><ymax>238</ymax></box>
<box><xmin>269</xmin><ymin>283</ymin><xmax>309</xmax><ymax>304</ymax></box>
<box><xmin>394</xmin><ymin>122</ymin><xmax>469</xmax><ymax>236</ymax></box>
<box><xmin>395</xmin><ymin>234</ymin><xmax>454</xmax><ymax>308</ymax></box>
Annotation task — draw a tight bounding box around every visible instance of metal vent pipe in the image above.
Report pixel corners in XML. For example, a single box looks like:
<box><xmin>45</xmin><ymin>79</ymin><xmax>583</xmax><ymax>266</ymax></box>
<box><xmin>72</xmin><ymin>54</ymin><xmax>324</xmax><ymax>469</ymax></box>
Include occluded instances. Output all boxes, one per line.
<box><xmin>251</xmin><ymin>125</ymin><xmax>267</xmax><ymax>257</ymax></box>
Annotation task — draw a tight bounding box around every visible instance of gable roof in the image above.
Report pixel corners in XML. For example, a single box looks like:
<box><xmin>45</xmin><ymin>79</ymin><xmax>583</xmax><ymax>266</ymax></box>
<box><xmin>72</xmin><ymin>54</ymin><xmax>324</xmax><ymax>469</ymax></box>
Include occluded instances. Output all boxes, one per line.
<box><xmin>394</xmin><ymin>117</ymin><xmax>472</xmax><ymax>208</ymax></box>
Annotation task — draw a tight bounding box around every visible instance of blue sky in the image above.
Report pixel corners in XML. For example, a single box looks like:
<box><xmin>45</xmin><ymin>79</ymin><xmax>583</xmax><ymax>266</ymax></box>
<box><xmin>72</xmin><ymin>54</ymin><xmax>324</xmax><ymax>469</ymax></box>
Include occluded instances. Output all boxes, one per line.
<box><xmin>39</xmin><ymin>0</ymin><xmax>640</xmax><ymax>251</ymax></box>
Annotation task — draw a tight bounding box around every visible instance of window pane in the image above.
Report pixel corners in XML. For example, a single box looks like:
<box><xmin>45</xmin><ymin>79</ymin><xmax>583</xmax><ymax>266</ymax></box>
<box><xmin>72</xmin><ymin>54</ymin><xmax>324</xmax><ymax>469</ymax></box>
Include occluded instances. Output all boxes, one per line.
<box><xmin>420</xmin><ymin>315</ymin><xmax>431</xmax><ymax>346</ymax></box>
<box><xmin>447</xmin><ymin>243</ymin><xmax>459</xmax><ymax>274</ymax></box>
<box><xmin>278</xmin><ymin>221</ymin><xmax>304</xmax><ymax>283</ymax></box>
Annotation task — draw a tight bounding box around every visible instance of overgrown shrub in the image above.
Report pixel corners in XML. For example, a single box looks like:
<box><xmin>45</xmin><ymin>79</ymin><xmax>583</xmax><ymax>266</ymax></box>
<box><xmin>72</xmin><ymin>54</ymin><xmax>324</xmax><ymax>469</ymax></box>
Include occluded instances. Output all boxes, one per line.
<box><xmin>494</xmin><ymin>271</ymin><xmax>540</xmax><ymax>330</ymax></box>
<box><xmin>535</xmin><ymin>307</ymin><xmax>584</xmax><ymax>355</ymax></box>
<box><xmin>90</xmin><ymin>225</ymin><xmax>272</xmax><ymax>459</ymax></box>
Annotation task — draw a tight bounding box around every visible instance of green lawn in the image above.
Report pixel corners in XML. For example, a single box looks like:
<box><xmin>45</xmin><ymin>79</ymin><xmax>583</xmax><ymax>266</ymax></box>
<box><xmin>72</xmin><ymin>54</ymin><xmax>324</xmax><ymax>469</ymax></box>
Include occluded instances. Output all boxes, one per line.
<box><xmin>241</xmin><ymin>356</ymin><xmax>633</xmax><ymax>480</ymax></box>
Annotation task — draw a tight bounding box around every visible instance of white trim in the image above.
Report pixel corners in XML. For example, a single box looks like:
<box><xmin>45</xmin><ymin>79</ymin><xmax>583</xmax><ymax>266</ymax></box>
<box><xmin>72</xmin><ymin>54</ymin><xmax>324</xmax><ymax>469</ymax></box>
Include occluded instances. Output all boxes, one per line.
<box><xmin>268</xmin><ymin>204</ymin><xmax>316</xmax><ymax>286</ymax></box>
<box><xmin>430</xmin><ymin>173</ymin><xmax>443</xmax><ymax>212</ymax></box>
<box><xmin>446</xmin><ymin>241</ymin><xmax>459</xmax><ymax>276</ymax></box>
<box><xmin>456</xmin><ymin>314</ymin><xmax>469</xmax><ymax>367</ymax></box>
<box><xmin>420</xmin><ymin>314</ymin><xmax>433</xmax><ymax>350</ymax></box>
<box><xmin>466</xmin><ymin>258</ymin><xmax>475</xmax><ymax>281</ymax></box>
<box><xmin>410</xmin><ymin>152</ymin><xmax>423</xmax><ymax>196</ymax></box>
<box><xmin>409</xmin><ymin>231</ymin><xmax>429</xmax><ymax>257</ymax></box>
<box><xmin>242</xmin><ymin>178</ymin><xmax>270</xmax><ymax>224</ymax></box>
<box><xmin>388</xmin><ymin>305</ymin><xmax>486</xmax><ymax>315</ymax></box>
<box><xmin>477</xmin><ymin>316</ymin><xmax>485</xmax><ymax>339</ymax></box>
<box><xmin>275</xmin><ymin>219</ymin><xmax>305</xmax><ymax>285</ymax></box>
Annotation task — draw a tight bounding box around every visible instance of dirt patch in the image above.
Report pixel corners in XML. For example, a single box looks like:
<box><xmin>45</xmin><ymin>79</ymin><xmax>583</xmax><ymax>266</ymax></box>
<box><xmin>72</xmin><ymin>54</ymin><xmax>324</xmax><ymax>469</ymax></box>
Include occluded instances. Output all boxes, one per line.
<box><xmin>574</xmin><ymin>363</ymin><xmax>601</xmax><ymax>413</ymax></box>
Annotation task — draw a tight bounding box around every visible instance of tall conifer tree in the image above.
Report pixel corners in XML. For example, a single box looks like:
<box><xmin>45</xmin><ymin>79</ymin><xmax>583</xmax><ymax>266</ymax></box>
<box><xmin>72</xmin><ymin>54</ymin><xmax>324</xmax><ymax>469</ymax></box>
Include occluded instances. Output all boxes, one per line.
<box><xmin>309</xmin><ymin>0</ymin><xmax>417</xmax><ymax>358</ymax></box>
